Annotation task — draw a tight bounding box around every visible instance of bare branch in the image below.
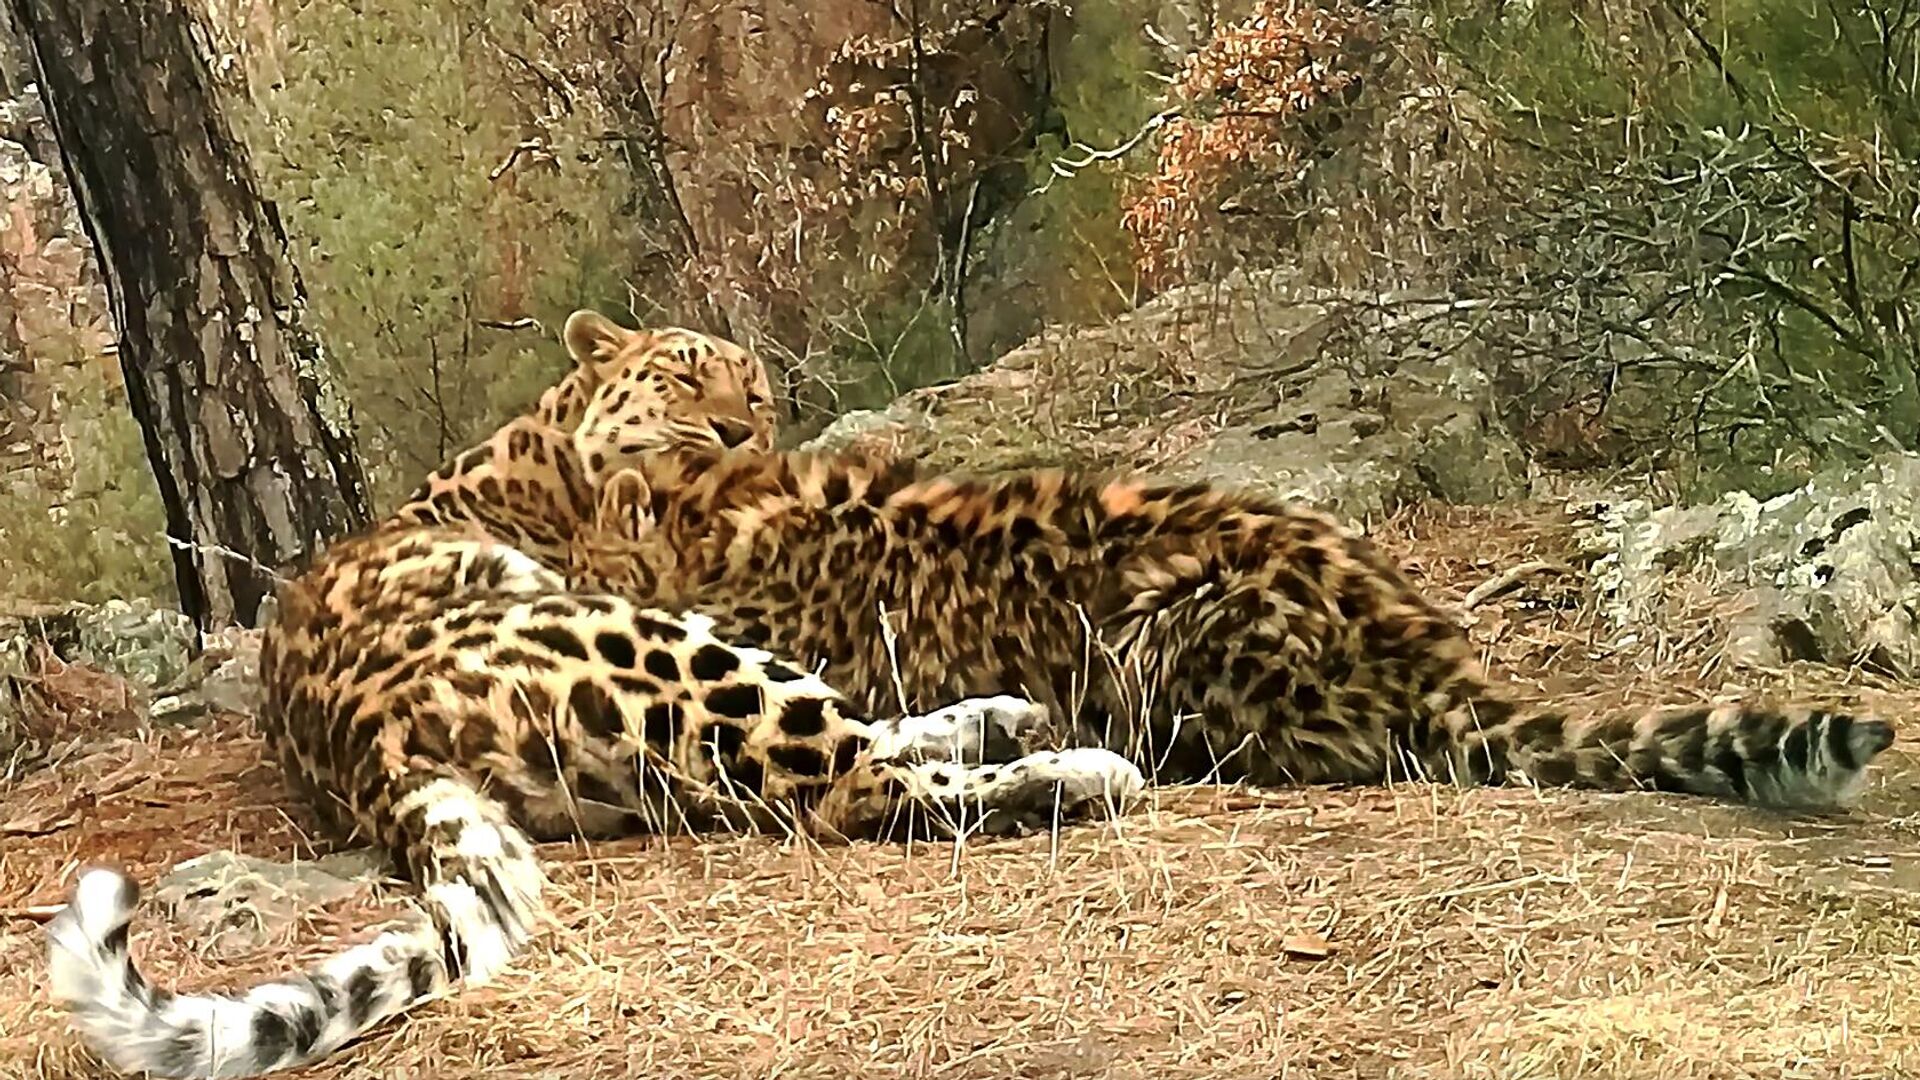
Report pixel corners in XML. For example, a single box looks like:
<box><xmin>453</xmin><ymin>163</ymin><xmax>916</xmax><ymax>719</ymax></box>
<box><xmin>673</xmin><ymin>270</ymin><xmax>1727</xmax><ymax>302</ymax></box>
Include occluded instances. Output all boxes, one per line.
<box><xmin>1033</xmin><ymin>108</ymin><xmax>1182</xmax><ymax>195</ymax></box>
<box><xmin>488</xmin><ymin>138</ymin><xmax>549</xmax><ymax>181</ymax></box>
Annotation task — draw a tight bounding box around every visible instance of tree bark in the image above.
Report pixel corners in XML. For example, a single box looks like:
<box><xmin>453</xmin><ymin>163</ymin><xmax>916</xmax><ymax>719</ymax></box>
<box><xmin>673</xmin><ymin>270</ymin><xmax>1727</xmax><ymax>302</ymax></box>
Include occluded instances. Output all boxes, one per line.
<box><xmin>6</xmin><ymin>0</ymin><xmax>371</xmax><ymax>630</ymax></box>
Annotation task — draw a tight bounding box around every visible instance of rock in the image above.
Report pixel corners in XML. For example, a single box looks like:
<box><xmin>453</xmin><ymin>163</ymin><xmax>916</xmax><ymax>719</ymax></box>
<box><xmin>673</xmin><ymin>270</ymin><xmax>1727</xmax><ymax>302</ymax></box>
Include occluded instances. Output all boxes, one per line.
<box><xmin>152</xmin><ymin>625</ymin><xmax>263</xmax><ymax>721</ymax></box>
<box><xmin>1410</xmin><ymin>398</ymin><xmax>1533</xmax><ymax>506</ymax></box>
<box><xmin>796</xmin><ymin>404</ymin><xmax>930</xmax><ymax>461</ymax></box>
<box><xmin>150</xmin><ymin>849</ymin><xmax>391</xmax><ymax>957</ymax></box>
<box><xmin>1575</xmin><ymin>452</ymin><xmax>1920</xmax><ymax>674</ymax></box>
<box><xmin>0</xmin><ymin>601</ymin><xmax>259</xmax><ymax>754</ymax></box>
<box><xmin>196</xmin><ymin>631</ymin><xmax>264</xmax><ymax>715</ymax></box>
<box><xmin>71</xmin><ymin>599</ymin><xmax>198</xmax><ymax>689</ymax></box>
<box><xmin>794</xmin><ymin>270</ymin><xmax>1530</xmax><ymax>523</ymax></box>
<box><xmin>1165</xmin><ymin>370</ymin><xmax>1412</xmax><ymax>519</ymax></box>
<box><xmin>0</xmin><ymin>598</ymin><xmax>196</xmax><ymax>695</ymax></box>
<box><xmin>1164</xmin><ymin>360</ymin><xmax>1528</xmax><ymax>522</ymax></box>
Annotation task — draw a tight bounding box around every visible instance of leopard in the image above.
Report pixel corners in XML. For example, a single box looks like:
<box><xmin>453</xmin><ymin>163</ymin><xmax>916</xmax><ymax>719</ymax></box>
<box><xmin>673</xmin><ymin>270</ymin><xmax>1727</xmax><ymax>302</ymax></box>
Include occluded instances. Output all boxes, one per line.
<box><xmin>567</xmin><ymin>443</ymin><xmax>1898</xmax><ymax>808</ymax></box>
<box><xmin>533</xmin><ymin>308</ymin><xmax>778</xmax><ymax>451</ymax></box>
<box><xmin>42</xmin><ymin>311</ymin><xmax>1143</xmax><ymax>1080</ymax></box>
<box><xmin>381</xmin><ymin>310</ymin><xmax>780</xmax><ymax>567</ymax></box>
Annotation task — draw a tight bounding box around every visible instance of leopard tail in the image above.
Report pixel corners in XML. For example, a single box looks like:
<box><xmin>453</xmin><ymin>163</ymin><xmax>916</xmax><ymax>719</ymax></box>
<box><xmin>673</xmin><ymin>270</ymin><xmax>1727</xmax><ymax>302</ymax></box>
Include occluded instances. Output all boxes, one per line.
<box><xmin>46</xmin><ymin>773</ymin><xmax>544</xmax><ymax>1078</ymax></box>
<box><xmin>1431</xmin><ymin>697</ymin><xmax>1895</xmax><ymax>809</ymax></box>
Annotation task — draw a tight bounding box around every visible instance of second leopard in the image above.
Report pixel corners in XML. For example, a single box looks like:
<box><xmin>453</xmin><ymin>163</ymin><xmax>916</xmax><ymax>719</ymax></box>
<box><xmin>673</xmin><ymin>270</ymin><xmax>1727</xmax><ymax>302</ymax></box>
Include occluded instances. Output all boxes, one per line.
<box><xmin>573</xmin><ymin>446</ymin><xmax>1896</xmax><ymax>806</ymax></box>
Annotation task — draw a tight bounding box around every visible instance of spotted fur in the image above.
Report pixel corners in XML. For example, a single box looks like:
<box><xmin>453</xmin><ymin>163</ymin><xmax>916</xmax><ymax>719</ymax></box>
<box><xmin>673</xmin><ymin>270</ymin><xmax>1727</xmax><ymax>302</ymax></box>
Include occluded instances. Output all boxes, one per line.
<box><xmin>571</xmin><ymin>448</ymin><xmax>1897</xmax><ymax>806</ymax></box>
<box><xmin>385</xmin><ymin>311</ymin><xmax>776</xmax><ymax>565</ymax></box>
<box><xmin>551</xmin><ymin>310</ymin><xmax>775</xmax><ymax>483</ymax></box>
<box><xmin>45</xmin><ymin>314</ymin><xmax>1142</xmax><ymax>1079</ymax></box>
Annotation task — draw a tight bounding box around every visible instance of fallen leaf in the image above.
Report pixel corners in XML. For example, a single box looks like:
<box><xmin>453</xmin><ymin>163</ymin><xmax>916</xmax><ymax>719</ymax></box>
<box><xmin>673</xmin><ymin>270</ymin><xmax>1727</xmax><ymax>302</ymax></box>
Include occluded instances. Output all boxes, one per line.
<box><xmin>1281</xmin><ymin>932</ymin><xmax>1334</xmax><ymax>960</ymax></box>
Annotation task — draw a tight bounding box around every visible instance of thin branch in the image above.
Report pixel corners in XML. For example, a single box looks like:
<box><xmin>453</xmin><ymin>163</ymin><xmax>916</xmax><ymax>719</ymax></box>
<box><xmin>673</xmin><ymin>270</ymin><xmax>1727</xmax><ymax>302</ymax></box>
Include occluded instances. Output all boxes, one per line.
<box><xmin>477</xmin><ymin>316</ymin><xmax>542</xmax><ymax>332</ymax></box>
<box><xmin>1032</xmin><ymin>108</ymin><xmax>1183</xmax><ymax>195</ymax></box>
<box><xmin>1724</xmin><ymin>264</ymin><xmax>1876</xmax><ymax>360</ymax></box>
<box><xmin>488</xmin><ymin>138</ymin><xmax>548</xmax><ymax>181</ymax></box>
<box><xmin>1461</xmin><ymin>561</ymin><xmax>1573</xmax><ymax>611</ymax></box>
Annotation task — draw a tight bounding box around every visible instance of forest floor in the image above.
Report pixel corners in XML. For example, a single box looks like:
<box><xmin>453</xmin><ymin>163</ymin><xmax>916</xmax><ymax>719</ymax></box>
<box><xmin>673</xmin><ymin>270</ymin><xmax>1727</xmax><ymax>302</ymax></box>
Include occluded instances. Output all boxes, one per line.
<box><xmin>2</xmin><ymin>498</ymin><xmax>1917</xmax><ymax>1080</ymax></box>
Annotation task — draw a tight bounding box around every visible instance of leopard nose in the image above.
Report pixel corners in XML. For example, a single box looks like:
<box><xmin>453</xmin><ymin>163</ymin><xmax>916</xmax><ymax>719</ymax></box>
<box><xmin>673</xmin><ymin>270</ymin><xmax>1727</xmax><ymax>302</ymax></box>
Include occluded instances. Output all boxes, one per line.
<box><xmin>711</xmin><ymin>416</ymin><xmax>758</xmax><ymax>448</ymax></box>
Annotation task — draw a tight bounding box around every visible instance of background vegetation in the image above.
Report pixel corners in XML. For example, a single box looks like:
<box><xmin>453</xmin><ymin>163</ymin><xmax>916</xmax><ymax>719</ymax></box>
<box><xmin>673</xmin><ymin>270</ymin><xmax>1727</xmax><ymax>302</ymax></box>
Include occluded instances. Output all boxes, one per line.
<box><xmin>4</xmin><ymin>0</ymin><xmax>1917</xmax><ymax>605</ymax></box>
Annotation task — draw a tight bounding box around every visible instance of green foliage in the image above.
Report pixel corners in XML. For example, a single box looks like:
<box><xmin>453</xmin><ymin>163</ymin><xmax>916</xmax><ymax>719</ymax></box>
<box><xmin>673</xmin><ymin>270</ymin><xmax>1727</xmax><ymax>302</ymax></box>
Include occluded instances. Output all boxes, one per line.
<box><xmin>243</xmin><ymin>0</ymin><xmax>638</xmax><ymax>509</ymax></box>
<box><xmin>1431</xmin><ymin>0</ymin><xmax>1904</xmax><ymax>136</ymax></box>
<box><xmin>1034</xmin><ymin>0</ymin><xmax>1169</xmax><ymax>306</ymax></box>
<box><xmin>1416</xmin><ymin>0</ymin><xmax>1920</xmax><ymax>496</ymax></box>
<box><xmin>1009</xmin><ymin>132</ymin><xmax>1142</xmax><ymax>323</ymax></box>
<box><xmin>944</xmin><ymin>0</ymin><xmax>1166</xmax><ymax>347</ymax></box>
<box><xmin>0</xmin><ymin>356</ymin><xmax>172</xmax><ymax>606</ymax></box>
<box><xmin>1049</xmin><ymin>1</ymin><xmax>1168</xmax><ymax>146</ymax></box>
<box><xmin>805</xmin><ymin>292</ymin><xmax>968</xmax><ymax>415</ymax></box>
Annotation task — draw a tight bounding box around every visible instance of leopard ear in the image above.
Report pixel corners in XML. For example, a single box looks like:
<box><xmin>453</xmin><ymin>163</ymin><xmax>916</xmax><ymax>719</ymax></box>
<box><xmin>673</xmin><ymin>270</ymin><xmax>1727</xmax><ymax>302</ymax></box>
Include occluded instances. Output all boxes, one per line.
<box><xmin>562</xmin><ymin>309</ymin><xmax>629</xmax><ymax>368</ymax></box>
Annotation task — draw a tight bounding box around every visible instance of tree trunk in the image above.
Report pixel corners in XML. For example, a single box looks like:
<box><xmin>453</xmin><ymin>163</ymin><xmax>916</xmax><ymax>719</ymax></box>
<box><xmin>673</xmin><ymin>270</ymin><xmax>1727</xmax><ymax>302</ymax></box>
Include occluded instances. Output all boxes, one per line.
<box><xmin>6</xmin><ymin>0</ymin><xmax>371</xmax><ymax>631</ymax></box>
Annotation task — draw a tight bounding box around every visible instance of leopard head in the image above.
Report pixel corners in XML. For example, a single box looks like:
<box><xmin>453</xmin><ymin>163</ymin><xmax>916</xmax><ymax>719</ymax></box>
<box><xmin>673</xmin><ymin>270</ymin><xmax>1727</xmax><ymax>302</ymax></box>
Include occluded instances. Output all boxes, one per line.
<box><xmin>560</xmin><ymin>310</ymin><xmax>775</xmax><ymax>485</ymax></box>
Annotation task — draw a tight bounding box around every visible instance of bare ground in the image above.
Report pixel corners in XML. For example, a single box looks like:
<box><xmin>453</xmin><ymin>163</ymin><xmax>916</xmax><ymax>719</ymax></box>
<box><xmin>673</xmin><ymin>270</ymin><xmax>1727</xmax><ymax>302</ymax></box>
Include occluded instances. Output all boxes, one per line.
<box><xmin>3</xmin><ymin>500</ymin><xmax>1918</xmax><ymax>1080</ymax></box>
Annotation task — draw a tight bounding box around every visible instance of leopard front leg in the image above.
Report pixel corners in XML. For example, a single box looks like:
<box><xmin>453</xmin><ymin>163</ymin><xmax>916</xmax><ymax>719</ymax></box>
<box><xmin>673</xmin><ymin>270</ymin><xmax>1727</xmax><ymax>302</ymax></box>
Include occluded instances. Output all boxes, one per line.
<box><xmin>882</xmin><ymin>747</ymin><xmax>1147</xmax><ymax>839</ymax></box>
<box><xmin>559</xmin><ymin>606</ymin><xmax>1142</xmax><ymax>843</ymax></box>
<box><xmin>821</xmin><ymin>695</ymin><xmax>1146</xmax><ymax>840</ymax></box>
<box><xmin>862</xmin><ymin>694</ymin><xmax>1049</xmax><ymax>765</ymax></box>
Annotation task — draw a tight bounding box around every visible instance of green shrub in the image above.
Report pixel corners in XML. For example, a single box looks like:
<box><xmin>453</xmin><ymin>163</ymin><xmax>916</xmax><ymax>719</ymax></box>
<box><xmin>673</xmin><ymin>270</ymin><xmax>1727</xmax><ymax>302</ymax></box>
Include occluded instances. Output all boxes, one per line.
<box><xmin>0</xmin><ymin>348</ymin><xmax>172</xmax><ymax>606</ymax></box>
<box><xmin>241</xmin><ymin>0</ymin><xmax>640</xmax><ymax>509</ymax></box>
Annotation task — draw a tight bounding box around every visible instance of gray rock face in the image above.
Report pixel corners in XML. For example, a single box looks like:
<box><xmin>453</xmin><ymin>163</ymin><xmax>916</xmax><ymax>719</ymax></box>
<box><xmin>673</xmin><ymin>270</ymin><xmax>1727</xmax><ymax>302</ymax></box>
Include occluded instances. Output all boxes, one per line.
<box><xmin>0</xmin><ymin>599</ymin><xmax>197</xmax><ymax>756</ymax></box>
<box><xmin>0</xmin><ymin>599</ymin><xmax>196</xmax><ymax>692</ymax></box>
<box><xmin>799</xmin><ymin>271</ymin><xmax>1530</xmax><ymax>524</ymax></box>
<box><xmin>69</xmin><ymin>599</ymin><xmax>198</xmax><ymax>689</ymax></box>
<box><xmin>150</xmin><ymin>623</ymin><xmax>263</xmax><ymax>722</ymax></box>
<box><xmin>800</xmin><ymin>405</ymin><xmax>931</xmax><ymax>453</ymax></box>
<box><xmin>150</xmin><ymin>849</ymin><xmax>392</xmax><ymax>956</ymax></box>
<box><xmin>1575</xmin><ymin>453</ymin><xmax>1920</xmax><ymax>674</ymax></box>
<box><xmin>0</xmin><ymin>602</ymin><xmax>262</xmax><ymax>767</ymax></box>
<box><xmin>1163</xmin><ymin>359</ymin><xmax>1529</xmax><ymax>524</ymax></box>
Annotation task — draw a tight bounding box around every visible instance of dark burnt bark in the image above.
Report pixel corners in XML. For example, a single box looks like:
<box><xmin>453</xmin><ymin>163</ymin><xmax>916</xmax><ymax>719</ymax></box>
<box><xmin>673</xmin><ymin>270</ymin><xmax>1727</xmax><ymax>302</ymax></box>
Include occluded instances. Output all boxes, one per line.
<box><xmin>6</xmin><ymin>0</ymin><xmax>371</xmax><ymax>630</ymax></box>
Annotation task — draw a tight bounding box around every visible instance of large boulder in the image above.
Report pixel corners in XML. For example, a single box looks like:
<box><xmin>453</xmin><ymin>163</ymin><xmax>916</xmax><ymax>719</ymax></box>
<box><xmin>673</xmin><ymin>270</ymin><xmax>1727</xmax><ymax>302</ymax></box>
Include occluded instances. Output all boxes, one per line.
<box><xmin>800</xmin><ymin>271</ymin><xmax>1530</xmax><ymax>523</ymax></box>
<box><xmin>1161</xmin><ymin>358</ymin><xmax>1528</xmax><ymax>523</ymax></box>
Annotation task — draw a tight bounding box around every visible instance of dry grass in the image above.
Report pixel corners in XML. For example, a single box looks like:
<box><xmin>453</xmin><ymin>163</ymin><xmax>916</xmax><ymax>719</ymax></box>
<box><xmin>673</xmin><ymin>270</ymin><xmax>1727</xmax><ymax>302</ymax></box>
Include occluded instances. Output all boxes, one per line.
<box><xmin>4</xmin><ymin>500</ymin><xmax>1919</xmax><ymax>1080</ymax></box>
